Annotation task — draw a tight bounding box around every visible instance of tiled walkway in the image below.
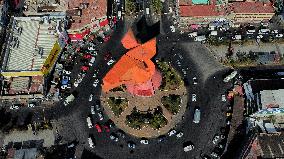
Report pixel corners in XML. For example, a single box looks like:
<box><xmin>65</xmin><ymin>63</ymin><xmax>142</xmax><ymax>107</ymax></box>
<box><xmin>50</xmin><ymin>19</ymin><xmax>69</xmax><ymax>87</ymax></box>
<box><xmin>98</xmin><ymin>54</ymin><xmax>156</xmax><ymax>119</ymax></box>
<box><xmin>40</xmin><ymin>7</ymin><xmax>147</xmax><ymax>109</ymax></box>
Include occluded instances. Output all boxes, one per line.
<box><xmin>101</xmin><ymin>85</ymin><xmax>188</xmax><ymax>138</ymax></box>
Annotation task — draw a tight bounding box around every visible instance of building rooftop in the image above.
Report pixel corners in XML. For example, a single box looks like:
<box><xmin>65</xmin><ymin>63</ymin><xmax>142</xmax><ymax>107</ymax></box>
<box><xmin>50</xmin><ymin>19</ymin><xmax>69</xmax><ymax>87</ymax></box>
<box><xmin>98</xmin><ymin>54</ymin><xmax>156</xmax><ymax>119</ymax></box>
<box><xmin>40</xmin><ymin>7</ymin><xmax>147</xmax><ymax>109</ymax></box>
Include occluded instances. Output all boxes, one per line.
<box><xmin>260</xmin><ymin>89</ymin><xmax>284</xmax><ymax>109</ymax></box>
<box><xmin>1</xmin><ymin>16</ymin><xmax>65</xmax><ymax>73</ymax></box>
<box><xmin>179</xmin><ymin>5</ymin><xmax>225</xmax><ymax>17</ymax></box>
<box><xmin>3</xmin><ymin>129</ymin><xmax>55</xmax><ymax>147</ymax></box>
<box><xmin>228</xmin><ymin>2</ymin><xmax>274</xmax><ymax>14</ymax></box>
<box><xmin>258</xmin><ymin>133</ymin><xmax>284</xmax><ymax>158</ymax></box>
<box><xmin>62</xmin><ymin>0</ymin><xmax>107</xmax><ymax>32</ymax></box>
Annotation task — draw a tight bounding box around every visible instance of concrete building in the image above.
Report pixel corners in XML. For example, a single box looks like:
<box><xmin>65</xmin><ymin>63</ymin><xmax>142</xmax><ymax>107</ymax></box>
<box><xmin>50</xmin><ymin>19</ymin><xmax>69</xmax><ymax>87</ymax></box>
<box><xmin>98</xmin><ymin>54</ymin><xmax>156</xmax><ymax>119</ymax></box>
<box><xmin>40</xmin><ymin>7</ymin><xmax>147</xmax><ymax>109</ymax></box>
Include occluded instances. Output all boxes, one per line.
<box><xmin>0</xmin><ymin>16</ymin><xmax>68</xmax><ymax>102</ymax></box>
<box><xmin>178</xmin><ymin>0</ymin><xmax>275</xmax><ymax>26</ymax></box>
<box><xmin>244</xmin><ymin>79</ymin><xmax>284</xmax><ymax>133</ymax></box>
<box><xmin>244</xmin><ymin>133</ymin><xmax>284</xmax><ymax>159</ymax></box>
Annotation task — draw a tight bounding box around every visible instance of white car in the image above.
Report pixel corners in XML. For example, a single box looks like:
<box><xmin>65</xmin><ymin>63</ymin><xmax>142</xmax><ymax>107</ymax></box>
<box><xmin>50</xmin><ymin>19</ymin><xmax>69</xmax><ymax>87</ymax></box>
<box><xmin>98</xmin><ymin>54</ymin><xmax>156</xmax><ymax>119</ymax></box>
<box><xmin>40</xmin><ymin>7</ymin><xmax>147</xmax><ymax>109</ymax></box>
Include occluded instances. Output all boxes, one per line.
<box><xmin>184</xmin><ymin>144</ymin><xmax>194</xmax><ymax>152</ymax></box>
<box><xmin>170</xmin><ymin>25</ymin><xmax>175</xmax><ymax>32</ymax></box>
<box><xmin>89</xmin><ymin>94</ymin><xmax>93</xmax><ymax>101</ymax></box>
<box><xmin>222</xmin><ymin>94</ymin><xmax>226</xmax><ymax>102</ymax></box>
<box><xmin>212</xmin><ymin>135</ymin><xmax>220</xmax><ymax>145</ymax></box>
<box><xmin>110</xmin><ymin>133</ymin><xmax>119</xmax><ymax>142</ymax></box>
<box><xmin>193</xmin><ymin>77</ymin><xmax>197</xmax><ymax>85</ymax></box>
<box><xmin>168</xmin><ymin>129</ymin><xmax>177</xmax><ymax>136</ymax></box>
<box><xmin>10</xmin><ymin>105</ymin><xmax>19</xmax><ymax>110</ymax></box>
<box><xmin>63</xmin><ymin>70</ymin><xmax>71</xmax><ymax>75</ymax></box>
<box><xmin>107</xmin><ymin>59</ymin><xmax>115</xmax><ymax>66</ymax></box>
<box><xmin>176</xmin><ymin>132</ymin><xmax>184</xmax><ymax>138</ymax></box>
<box><xmin>86</xmin><ymin>117</ymin><xmax>93</xmax><ymax>128</ymax></box>
<box><xmin>97</xmin><ymin>111</ymin><xmax>104</xmax><ymax>121</ymax></box>
<box><xmin>140</xmin><ymin>138</ymin><xmax>149</xmax><ymax>144</ymax></box>
<box><xmin>28</xmin><ymin>103</ymin><xmax>35</xmax><ymax>108</ymax></box>
<box><xmin>91</xmin><ymin>106</ymin><xmax>95</xmax><ymax>115</ymax></box>
<box><xmin>276</xmin><ymin>34</ymin><xmax>283</xmax><ymax>38</ymax></box>
<box><xmin>192</xmin><ymin>94</ymin><xmax>196</xmax><ymax>102</ymax></box>
<box><xmin>93</xmin><ymin>79</ymin><xmax>99</xmax><ymax>87</ymax></box>
<box><xmin>88</xmin><ymin>137</ymin><xmax>95</xmax><ymax>148</ymax></box>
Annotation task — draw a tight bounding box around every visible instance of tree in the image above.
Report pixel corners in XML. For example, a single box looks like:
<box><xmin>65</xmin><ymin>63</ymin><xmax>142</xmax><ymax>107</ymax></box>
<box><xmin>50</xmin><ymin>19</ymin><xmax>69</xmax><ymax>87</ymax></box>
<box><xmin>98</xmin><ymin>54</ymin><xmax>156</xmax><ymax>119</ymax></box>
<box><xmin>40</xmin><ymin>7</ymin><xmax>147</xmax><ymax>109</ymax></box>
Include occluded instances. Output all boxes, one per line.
<box><xmin>125</xmin><ymin>0</ymin><xmax>136</xmax><ymax>15</ymax></box>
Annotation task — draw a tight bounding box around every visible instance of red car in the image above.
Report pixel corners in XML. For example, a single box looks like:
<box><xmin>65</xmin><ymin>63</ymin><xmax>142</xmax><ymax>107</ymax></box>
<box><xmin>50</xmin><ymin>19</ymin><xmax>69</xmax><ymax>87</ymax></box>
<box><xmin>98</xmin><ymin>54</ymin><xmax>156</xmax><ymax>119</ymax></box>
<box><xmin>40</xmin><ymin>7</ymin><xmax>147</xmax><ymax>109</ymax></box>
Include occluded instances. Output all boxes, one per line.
<box><xmin>95</xmin><ymin>124</ymin><xmax>102</xmax><ymax>133</ymax></box>
<box><xmin>104</xmin><ymin>36</ymin><xmax>111</xmax><ymax>42</ymax></box>
<box><xmin>83</xmin><ymin>53</ymin><xmax>92</xmax><ymax>59</ymax></box>
<box><xmin>104</xmin><ymin>52</ymin><xmax>112</xmax><ymax>61</ymax></box>
<box><xmin>81</xmin><ymin>65</ymin><xmax>89</xmax><ymax>72</ymax></box>
<box><xmin>103</xmin><ymin>125</ymin><xmax>110</xmax><ymax>133</ymax></box>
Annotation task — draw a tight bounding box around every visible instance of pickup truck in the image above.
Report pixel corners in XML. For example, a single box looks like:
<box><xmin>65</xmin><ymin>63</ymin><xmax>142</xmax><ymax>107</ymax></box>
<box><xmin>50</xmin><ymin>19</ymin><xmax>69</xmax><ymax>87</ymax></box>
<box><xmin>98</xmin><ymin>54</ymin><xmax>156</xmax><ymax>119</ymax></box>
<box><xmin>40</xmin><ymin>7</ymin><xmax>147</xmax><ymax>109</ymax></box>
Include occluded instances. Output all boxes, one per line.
<box><xmin>64</xmin><ymin>94</ymin><xmax>75</xmax><ymax>106</ymax></box>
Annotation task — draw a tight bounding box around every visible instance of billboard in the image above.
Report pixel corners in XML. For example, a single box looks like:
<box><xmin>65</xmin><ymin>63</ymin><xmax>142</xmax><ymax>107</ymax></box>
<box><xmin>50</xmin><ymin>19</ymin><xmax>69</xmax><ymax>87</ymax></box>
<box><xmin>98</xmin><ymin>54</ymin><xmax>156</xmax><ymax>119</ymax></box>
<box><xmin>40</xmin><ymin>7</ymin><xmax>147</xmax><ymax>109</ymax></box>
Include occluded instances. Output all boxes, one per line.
<box><xmin>41</xmin><ymin>42</ymin><xmax>61</xmax><ymax>75</ymax></box>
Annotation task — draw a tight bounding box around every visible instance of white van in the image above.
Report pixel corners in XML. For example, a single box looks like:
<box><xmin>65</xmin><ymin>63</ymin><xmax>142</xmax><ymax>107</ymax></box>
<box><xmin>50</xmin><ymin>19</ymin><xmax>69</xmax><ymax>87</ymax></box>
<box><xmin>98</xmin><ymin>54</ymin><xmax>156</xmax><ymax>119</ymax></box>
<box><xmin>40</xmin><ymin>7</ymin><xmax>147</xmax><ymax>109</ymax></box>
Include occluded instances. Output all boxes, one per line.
<box><xmin>87</xmin><ymin>117</ymin><xmax>93</xmax><ymax>128</ymax></box>
<box><xmin>118</xmin><ymin>11</ymin><xmax>122</xmax><ymax>19</ymax></box>
<box><xmin>88</xmin><ymin>137</ymin><xmax>95</xmax><ymax>148</ymax></box>
<box><xmin>193</xmin><ymin>108</ymin><xmax>200</xmax><ymax>123</ymax></box>
<box><xmin>89</xmin><ymin>57</ymin><xmax>96</xmax><ymax>66</ymax></box>
<box><xmin>146</xmin><ymin>8</ymin><xmax>150</xmax><ymax>15</ymax></box>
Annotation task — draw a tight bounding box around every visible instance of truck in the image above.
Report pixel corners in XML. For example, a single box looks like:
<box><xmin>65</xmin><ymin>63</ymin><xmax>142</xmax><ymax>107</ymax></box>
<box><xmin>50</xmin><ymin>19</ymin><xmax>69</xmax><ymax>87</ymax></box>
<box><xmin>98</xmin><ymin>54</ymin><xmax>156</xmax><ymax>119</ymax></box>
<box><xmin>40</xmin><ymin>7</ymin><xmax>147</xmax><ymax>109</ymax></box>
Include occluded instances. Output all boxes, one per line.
<box><xmin>64</xmin><ymin>94</ymin><xmax>75</xmax><ymax>106</ymax></box>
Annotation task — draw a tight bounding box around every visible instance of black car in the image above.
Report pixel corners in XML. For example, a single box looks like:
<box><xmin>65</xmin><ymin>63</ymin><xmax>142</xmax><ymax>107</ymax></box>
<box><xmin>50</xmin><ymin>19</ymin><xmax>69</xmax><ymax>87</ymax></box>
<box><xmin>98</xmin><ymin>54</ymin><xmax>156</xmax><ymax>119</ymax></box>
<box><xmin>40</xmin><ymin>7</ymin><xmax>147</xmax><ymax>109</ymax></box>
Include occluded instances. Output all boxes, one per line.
<box><xmin>127</xmin><ymin>141</ymin><xmax>136</xmax><ymax>149</ymax></box>
<box><xmin>106</xmin><ymin>119</ymin><xmax>115</xmax><ymax>128</ymax></box>
<box><xmin>157</xmin><ymin>135</ymin><xmax>166</xmax><ymax>143</ymax></box>
<box><xmin>117</xmin><ymin>130</ymin><xmax>125</xmax><ymax>138</ymax></box>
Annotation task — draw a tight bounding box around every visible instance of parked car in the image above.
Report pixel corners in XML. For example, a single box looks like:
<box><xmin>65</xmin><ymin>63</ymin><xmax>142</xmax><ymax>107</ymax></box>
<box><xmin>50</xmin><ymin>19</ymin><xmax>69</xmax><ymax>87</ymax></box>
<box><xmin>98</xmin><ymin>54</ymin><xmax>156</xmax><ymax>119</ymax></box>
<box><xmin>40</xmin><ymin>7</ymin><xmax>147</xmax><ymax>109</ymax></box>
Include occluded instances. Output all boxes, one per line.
<box><xmin>95</xmin><ymin>103</ymin><xmax>101</xmax><ymax>111</ymax></box>
<box><xmin>183</xmin><ymin>142</ymin><xmax>195</xmax><ymax>152</ymax></box>
<box><xmin>89</xmin><ymin>56</ymin><xmax>96</xmax><ymax>66</ymax></box>
<box><xmin>222</xmin><ymin>94</ymin><xmax>226</xmax><ymax>102</ymax></box>
<box><xmin>10</xmin><ymin>105</ymin><xmax>19</xmax><ymax>110</ymax></box>
<box><xmin>110</xmin><ymin>133</ymin><xmax>119</xmax><ymax>142</ymax></box>
<box><xmin>212</xmin><ymin>134</ymin><xmax>221</xmax><ymax>145</ymax></box>
<box><xmin>127</xmin><ymin>141</ymin><xmax>136</xmax><ymax>149</ymax></box>
<box><xmin>97</xmin><ymin>111</ymin><xmax>104</xmax><ymax>121</ymax></box>
<box><xmin>95</xmin><ymin>123</ymin><xmax>102</xmax><ymax>133</ymax></box>
<box><xmin>63</xmin><ymin>69</ymin><xmax>71</xmax><ymax>75</ymax></box>
<box><xmin>168</xmin><ymin>129</ymin><xmax>177</xmax><ymax>136</ymax></box>
<box><xmin>176</xmin><ymin>132</ymin><xmax>184</xmax><ymax>138</ymax></box>
<box><xmin>106</xmin><ymin>119</ymin><xmax>115</xmax><ymax>128</ymax></box>
<box><xmin>103</xmin><ymin>125</ymin><xmax>110</xmax><ymax>132</ymax></box>
<box><xmin>91</xmin><ymin>106</ymin><xmax>95</xmax><ymax>115</ymax></box>
<box><xmin>117</xmin><ymin>130</ymin><xmax>125</xmax><ymax>138</ymax></box>
<box><xmin>193</xmin><ymin>108</ymin><xmax>201</xmax><ymax>123</ymax></box>
<box><xmin>93</xmin><ymin>79</ymin><xmax>99</xmax><ymax>87</ymax></box>
<box><xmin>28</xmin><ymin>103</ymin><xmax>35</xmax><ymax>108</ymax></box>
<box><xmin>192</xmin><ymin>94</ymin><xmax>197</xmax><ymax>102</ymax></box>
<box><xmin>140</xmin><ymin>138</ymin><xmax>149</xmax><ymax>144</ymax></box>
<box><xmin>158</xmin><ymin>135</ymin><xmax>166</xmax><ymax>142</ymax></box>
<box><xmin>88</xmin><ymin>135</ymin><xmax>95</xmax><ymax>148</ymax></box>
<box><xmin>89</xmin><ymin>94</ymin><xmax>93</xmax><ymax>101</ymax></box>
<box><xmin>87</xmin><ymin>117</ymin><xmax>93</xmax><ymax>128</ymax></box>
<box><xmin>193</xmin><ymin>77</ymin><xmax>198</xmax><ymax>85</ymax></box>
<box><xmin>107</xmin><ymin>59</ymin><xmax>115</xmax><ymax>66</ymax></box>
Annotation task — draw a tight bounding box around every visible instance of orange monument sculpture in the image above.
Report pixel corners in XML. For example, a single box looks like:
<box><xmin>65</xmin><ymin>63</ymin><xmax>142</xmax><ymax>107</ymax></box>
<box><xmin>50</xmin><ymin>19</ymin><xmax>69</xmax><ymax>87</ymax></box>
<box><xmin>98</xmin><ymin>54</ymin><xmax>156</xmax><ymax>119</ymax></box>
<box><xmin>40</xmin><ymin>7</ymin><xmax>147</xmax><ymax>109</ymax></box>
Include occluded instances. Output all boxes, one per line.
<box><xmin>102</xmin><ymin>29</ymin><xmax>162</xmax><ymax>96</ymax></box>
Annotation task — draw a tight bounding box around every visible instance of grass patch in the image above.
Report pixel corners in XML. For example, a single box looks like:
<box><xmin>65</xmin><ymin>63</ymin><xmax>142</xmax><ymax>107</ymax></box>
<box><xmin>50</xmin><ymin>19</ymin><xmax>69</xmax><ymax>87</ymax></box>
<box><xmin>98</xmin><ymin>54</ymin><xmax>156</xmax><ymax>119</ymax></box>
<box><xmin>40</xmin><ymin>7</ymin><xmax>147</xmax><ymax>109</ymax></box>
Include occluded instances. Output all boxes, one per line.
<box><xmin>161</xmin><ymin>94</ymin><xmax>181</xmax><ymax>114</ymax></box>
<box><xmin>126</xmin><ymin>107</ymin><xmax>167</xmax><ymax>129</ymax></box>
<box><xmin>107</xmin><ymin>97</ymin><xmax>128</xmax><ymax>117</ymax></box>
<box><xmin>156</xmin><ymin>60</ymin><xmax>183</xmax><ymax>90</ymax></box>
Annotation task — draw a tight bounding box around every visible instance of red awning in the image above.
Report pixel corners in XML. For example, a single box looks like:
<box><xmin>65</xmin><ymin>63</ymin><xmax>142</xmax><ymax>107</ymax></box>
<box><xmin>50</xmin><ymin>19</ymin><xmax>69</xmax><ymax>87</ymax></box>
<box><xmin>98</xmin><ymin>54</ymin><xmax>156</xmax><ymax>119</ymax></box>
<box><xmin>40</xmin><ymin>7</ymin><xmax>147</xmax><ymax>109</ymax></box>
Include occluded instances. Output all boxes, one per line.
<box><xmin>68</xmin><ymin>34</ymin><xmax>83</xmax><ymax>41</ymax></box>
<box><xmin>99</xmin><ymin>19</ymin><xmax>109</xmax><ymax>27</ymax></box>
